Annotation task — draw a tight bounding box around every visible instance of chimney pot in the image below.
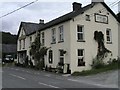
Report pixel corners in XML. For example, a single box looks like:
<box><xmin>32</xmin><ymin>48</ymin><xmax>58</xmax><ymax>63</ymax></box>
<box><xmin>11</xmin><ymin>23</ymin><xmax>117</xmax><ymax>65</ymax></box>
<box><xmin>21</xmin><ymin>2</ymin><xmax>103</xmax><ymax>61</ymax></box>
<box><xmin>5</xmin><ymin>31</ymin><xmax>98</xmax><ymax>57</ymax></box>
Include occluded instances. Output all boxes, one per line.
<box><xmin>39</xmin><ymin>19</ymin><xmax>44</xmax><ymax>24</ymax></box>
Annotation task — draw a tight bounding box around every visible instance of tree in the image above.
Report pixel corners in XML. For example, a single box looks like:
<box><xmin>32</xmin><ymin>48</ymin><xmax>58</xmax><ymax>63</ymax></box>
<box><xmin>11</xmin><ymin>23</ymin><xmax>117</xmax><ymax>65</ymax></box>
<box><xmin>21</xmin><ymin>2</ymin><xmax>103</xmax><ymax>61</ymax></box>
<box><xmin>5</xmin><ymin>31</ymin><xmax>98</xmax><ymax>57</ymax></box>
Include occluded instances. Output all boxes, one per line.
<box><xmin>29</xmin><ymin>32</ymin><xmax>49</xmax><ymax>69</ymax></box>
<box><xmin>94</xmin><ymin>31</ymin><xmax>111</xmax><ymax>60</ymax></box>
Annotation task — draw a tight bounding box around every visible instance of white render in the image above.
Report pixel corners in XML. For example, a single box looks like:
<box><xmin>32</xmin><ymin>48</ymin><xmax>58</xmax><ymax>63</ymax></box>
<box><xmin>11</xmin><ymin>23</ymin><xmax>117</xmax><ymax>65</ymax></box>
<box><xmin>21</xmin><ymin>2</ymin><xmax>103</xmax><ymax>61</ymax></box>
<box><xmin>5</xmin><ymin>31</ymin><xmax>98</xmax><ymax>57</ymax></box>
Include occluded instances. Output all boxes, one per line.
<box><xmin>17</xmin><ymin>2</ymin><xmax>119</xmax><ymax>74</ymax></box>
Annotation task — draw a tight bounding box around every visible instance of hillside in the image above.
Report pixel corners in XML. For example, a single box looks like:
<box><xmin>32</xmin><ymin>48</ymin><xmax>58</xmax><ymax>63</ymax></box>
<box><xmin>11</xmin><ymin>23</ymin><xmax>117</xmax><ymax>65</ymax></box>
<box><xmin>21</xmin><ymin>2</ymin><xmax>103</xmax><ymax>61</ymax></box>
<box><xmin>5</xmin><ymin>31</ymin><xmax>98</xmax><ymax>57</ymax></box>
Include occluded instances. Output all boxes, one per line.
<box><xmin>0</xmin><ymin>32</ymin><xmax>17</xmax><ymax>44</ymax></box>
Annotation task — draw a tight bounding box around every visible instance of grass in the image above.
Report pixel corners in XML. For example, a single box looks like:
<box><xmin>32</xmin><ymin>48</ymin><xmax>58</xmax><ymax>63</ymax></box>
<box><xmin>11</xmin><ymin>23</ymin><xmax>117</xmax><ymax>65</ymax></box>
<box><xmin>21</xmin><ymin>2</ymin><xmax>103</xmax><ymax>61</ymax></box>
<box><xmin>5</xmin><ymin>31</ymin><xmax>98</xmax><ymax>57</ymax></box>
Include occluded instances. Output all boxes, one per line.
<box><xmin>72</xmin><ymin>62</ymin><xmax>120</xmax><ymax>76</ymax></box>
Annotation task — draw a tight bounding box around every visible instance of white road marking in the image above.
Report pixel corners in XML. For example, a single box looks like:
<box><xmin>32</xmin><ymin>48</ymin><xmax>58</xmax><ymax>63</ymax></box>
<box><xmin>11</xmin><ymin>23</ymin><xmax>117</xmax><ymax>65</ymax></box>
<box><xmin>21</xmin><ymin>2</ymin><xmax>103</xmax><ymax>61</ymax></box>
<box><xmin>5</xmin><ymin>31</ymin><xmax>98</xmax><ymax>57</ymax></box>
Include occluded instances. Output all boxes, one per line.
<box><xmin>67</xmin><ymin>79</ymin><xmax>118</xmax><ymax>88</ymax></box>
<box><xmin>9</xmin><ymin>74</ymin><xmax>26</xmax><ymax>80</ymax></box>
<box><xmin>38</xmin><ymin>82</ymin><xmax>59</xmax><ymax>88</ymax></box>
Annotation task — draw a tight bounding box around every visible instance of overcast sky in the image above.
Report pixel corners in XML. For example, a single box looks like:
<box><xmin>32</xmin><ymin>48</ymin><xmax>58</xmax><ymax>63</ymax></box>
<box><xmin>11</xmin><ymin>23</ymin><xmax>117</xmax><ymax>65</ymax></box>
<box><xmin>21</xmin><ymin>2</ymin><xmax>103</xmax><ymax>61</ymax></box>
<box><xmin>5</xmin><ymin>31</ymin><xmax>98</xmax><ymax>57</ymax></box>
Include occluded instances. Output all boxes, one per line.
<box><xmin>0</xmin><ymin>0</ymin><xmax>119</xmax><ymax>35</ymax></box>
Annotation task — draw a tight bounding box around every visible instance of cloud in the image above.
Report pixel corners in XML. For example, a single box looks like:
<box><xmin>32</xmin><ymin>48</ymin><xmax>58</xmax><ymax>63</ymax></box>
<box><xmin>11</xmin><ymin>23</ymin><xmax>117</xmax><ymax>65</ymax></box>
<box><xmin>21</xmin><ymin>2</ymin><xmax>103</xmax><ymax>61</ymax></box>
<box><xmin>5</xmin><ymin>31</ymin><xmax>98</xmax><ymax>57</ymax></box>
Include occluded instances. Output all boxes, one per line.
<box><xmin>0</xmin><ymin>0</ymin><xmax>118</xmax><ymax>34</ymax></box>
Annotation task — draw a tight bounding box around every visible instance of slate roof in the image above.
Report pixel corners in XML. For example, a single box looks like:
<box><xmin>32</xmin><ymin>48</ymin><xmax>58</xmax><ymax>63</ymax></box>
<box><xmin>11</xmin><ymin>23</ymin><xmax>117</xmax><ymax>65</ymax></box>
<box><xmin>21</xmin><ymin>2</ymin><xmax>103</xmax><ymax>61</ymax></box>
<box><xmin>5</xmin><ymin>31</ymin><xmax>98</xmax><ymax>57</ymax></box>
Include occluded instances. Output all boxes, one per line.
<box><xmin>39</xmin><ymin>2</ymin><xmax>119</xmax><ymax>31</ymax></box>
<box><xmin>17</xmin><ymin>2</ymin><xmax>119</xmax><ymax>37</ymax></box>
<box><xmin>17</xmin><ymin>22</ymin><xmax>42</xmax><ymax>37</ymax></box>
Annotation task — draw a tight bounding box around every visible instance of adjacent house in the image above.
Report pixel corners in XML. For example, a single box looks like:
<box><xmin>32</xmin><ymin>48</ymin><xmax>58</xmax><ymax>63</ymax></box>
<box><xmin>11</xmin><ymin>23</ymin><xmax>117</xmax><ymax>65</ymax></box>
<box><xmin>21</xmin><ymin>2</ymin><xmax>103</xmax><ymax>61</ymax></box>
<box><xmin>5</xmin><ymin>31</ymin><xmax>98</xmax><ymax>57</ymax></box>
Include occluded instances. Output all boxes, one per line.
<box><xmin>17</xmin><ymin>21</ymin><xmax>44</xmax><ymax>64</ymax></box>
<box><xmin>17</xmin><ymin>2</ymin><xmax>119</xmax><ymax>73</ymax></box>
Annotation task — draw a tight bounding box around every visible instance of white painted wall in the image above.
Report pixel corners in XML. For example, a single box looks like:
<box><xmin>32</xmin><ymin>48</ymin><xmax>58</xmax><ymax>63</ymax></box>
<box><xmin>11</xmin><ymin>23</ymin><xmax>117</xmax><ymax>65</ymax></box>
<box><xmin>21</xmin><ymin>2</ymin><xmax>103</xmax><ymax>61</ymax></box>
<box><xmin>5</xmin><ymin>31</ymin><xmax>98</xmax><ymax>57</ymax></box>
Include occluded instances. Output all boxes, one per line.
<box><xmin>17</xmin><ymin>3</ymin><xmax>118</xmax><ymax>73</ymax></box>
<box><xmin>43</xmin><ymin>21</ymin><xmax>71</xmax><ymax>69</ymax></box>
<box><xmin>70</xmin><ymin>3</ymin><xmax>118</xmax><ymax>73</ymax></box>
<box><xmin>17</xmin><ymin>26</ymin><xmax>37</xmax><ymax>64</ymax></box>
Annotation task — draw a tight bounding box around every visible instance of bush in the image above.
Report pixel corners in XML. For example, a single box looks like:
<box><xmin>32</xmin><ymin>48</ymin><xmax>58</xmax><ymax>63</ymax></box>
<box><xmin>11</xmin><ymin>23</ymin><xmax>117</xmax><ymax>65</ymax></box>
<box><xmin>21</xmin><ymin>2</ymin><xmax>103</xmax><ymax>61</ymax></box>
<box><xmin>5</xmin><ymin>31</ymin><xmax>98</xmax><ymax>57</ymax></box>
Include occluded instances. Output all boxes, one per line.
<box><xmin>35</xmin><ymin>61</ymin><xmax>44</xmax><ymax>70</ymax></box>
<box><xmin>91</xmin><ymin>58</ymin><xmax>105</xmax><ymax>69</ymax></box>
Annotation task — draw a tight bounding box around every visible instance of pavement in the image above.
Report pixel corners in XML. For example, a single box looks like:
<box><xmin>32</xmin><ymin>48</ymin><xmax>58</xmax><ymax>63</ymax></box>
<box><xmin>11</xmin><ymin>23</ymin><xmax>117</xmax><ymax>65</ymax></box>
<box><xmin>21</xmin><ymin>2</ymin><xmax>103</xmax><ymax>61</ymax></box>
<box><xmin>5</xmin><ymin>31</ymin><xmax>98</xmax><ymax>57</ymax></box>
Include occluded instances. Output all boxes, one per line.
<box><xmin>2</xmin><ymin>66</ymin><xmax>120</xmax><ymax>89</ymax></box>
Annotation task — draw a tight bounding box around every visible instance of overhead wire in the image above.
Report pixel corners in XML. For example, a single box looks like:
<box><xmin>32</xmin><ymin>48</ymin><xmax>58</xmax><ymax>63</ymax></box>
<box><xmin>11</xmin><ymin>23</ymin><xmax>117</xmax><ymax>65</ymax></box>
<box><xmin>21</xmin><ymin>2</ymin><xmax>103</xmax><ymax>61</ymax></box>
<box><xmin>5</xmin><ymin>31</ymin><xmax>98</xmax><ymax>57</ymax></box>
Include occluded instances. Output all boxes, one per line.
<box><xmin>0</xmin><ymin>0</ymin><xmax>38</xmax><ymax>19</ymax></box>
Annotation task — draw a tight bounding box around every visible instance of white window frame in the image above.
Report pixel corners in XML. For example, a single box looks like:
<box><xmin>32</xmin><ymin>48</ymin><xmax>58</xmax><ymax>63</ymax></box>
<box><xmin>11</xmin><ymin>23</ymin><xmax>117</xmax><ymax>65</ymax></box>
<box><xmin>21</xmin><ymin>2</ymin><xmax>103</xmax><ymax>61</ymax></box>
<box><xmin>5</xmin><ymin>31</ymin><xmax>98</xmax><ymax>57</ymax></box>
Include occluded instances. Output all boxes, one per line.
<box><xmin>49</xmin><ymin>50</ymin><xmax>53</xmax><ymax>64</ymax></box>
<box><xmin>106</xmin><ymin>28</ymin><xmax>112</xmax><ymax>43</ymax></box>
<box><xmin>59</xmin><ymin>49</ymin><xmax>64</xmax><ymax>65</ymax></box>
<box><xmin>77</xmin><ymin>49</ymin><xmax>85</xmax><ymax>66</ymax></box>
<box><xmin>23</xmin><ymin>39</ymin><xmax>25</xmax><ymax>49</ymax></box>
<box><xmin>77</xmin><ymin>25</ymin><xmax>84</xmax><ymax>41</ymax></box>
<box><xmin>30</xmin><ymin>36</ymin><xmax>32</xmax><ymax>45</ymax></box>
<box><xmin>51</xmin><ymin>28</ymin><xmax>56</xmax><ymax>43</ymax></box>
<box><xmin>19</xmin><ymin>40</ymin><xmax>21</xmax><ymax>50</ymax></box>
<box><xmin>59</xmin><ymin>25</ymin><xmax>64</xmax><ymax>42</ymax></box>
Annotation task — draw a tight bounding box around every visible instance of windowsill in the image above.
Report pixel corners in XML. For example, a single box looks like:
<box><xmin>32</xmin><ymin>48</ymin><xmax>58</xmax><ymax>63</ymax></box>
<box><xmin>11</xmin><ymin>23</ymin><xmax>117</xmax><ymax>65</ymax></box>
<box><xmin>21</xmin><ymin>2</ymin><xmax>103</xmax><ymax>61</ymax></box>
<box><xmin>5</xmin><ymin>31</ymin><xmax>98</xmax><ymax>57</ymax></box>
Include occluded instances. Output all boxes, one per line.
<box><xmin>51</xmin><ymin>42</ymin><xmax>56</xmax><ymax>44</ymax></box>
<box><xmin>78</xmin><ymin>65</ymin><xmax>85</xmax><ymax>67</ymax></box>
<box><xmin>58</xmin><ymin>41</ymin><xmax>64</xmax><ymax>43</ymax></box>
<box><xmin>106</xmin><ymin>42</ymin><xmax>112</xmax><ymax>44</ymax></box>
<box><xmin>77</xmin><ymin>40</ymin><xmax>85</xmax><ymax>42</ymax></box>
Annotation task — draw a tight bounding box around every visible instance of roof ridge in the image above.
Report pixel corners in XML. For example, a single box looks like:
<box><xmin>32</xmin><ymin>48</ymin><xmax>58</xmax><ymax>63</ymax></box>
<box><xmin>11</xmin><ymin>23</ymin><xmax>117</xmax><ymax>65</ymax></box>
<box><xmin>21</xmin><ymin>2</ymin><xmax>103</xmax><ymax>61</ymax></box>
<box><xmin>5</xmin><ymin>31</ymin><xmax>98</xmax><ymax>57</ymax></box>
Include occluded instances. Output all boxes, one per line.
<box><xmin>21</xmin><ymin>21</ymin><xmax>39</xmax><ymax>25</ymax></box>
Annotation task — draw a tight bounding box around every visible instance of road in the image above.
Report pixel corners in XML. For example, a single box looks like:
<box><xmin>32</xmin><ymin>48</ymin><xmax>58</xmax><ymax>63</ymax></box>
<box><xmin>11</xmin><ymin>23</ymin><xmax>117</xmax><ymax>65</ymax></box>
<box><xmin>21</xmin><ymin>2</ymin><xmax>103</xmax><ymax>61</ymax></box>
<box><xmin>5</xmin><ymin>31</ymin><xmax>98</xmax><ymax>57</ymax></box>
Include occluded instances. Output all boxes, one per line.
<box><xmin>2</xmin><ymin>66</ymin><xmax>119</xmax><ymax>89</ymax></box>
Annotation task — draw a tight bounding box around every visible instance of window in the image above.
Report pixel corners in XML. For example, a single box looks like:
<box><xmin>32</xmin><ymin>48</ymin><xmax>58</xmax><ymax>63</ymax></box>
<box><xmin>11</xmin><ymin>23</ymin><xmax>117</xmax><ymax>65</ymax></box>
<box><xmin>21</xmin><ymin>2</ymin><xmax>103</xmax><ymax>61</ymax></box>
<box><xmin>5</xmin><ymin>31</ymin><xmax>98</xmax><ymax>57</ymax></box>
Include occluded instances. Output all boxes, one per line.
<box><xmin>41</xmin><ymin>32</ymin><xmax>45</xmax><ymax>45</ymax></box>
<box><xmin>78</xmin><ymin>49</ymin><xmax>85</xmax><ymax>66</ymax></box>
<box><xmin>59</xmin><ymin>25</ymin><xmax>64</xmax><ymax>42</ymax></box>
<box><xmin>86</xmin><ymin>14</ymin><xmax>90</xmax><ymax>21</ymax></box>
<box><xmin>106</xmin><ymin>28</ymin><xmax>112</xmax><ymax>43</ymax></box>
<box><xmin>30</xmin><ymin>36</ymin><xmax>32</xmax><ymax>45</ymax></box>
<box><xmin>95</xmin><ymin>13</ymin><xmax>108</xmax><ymax>24</ymax></box>
<box><xmin>51</xmin><ymin>28</ymin><xmax>56</xmax><ymax>43</ymax></box>
<box><xmin>77</xmin><ymin>25</ymin><xmax>84</xmax><ymax>41</ymax></box>
<box><xmin>19</xmin><ymin>40</ymin><xmax>21</xmax><ymax>50</ymax></box>
<box><xmin>59</xmin><ymin>50</ymin><xmax>64</xmax><ymax>66</ymax></box>
<box><xmin>23</xmin><ymin>39</ymin><xmax>25</xmax><ymax>49</ymax></box>
<box><xmin>49</xmin><ymin>50</ymin><xmax>53</xmax><ymax>63</ymax></box>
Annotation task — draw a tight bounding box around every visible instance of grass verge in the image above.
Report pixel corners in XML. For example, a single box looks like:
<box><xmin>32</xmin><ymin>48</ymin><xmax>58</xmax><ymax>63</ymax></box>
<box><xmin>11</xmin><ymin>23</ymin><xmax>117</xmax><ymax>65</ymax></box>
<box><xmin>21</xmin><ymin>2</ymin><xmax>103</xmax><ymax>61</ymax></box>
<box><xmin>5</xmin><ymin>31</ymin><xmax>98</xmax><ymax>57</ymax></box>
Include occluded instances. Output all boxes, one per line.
<box><xmin>72</xmin><ymin>62</ymin><xmax>120</xmax><ymax>76</ymax></box>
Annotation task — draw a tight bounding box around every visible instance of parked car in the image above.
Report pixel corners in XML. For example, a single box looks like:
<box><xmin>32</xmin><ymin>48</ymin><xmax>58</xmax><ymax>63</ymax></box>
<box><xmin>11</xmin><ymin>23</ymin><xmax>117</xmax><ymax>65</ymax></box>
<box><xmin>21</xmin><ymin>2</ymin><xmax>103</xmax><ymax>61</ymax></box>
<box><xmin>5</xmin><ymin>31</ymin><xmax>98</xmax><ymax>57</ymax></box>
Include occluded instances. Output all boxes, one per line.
<box><xmin>4</xmin><ymin>55</ymin><xmax>14</xmax><ymax>63</ymax></box>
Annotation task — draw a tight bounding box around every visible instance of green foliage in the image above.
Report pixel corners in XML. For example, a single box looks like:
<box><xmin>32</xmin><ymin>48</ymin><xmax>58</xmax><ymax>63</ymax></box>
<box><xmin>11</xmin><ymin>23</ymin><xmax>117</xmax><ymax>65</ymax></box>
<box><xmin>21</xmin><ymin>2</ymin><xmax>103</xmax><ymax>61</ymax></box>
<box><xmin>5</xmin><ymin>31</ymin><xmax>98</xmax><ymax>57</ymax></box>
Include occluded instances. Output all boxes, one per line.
<box><xmin>91</xmin><ymin>58</ymin><xmax>105</xmax><ymax>69</ymax></box>
<box><xmin>29</xmin><ymin>32</ymin><xmax>49</xmax><ymax>68</ymax></box>
<box><xmin>94</xmin><ymin>31</ymin><xmax>111</xmax><ymax>60</ymax></box>
<box><xmin>1</xmin><ymin>32</ymin><xmax>17</xmax><ymax>44</ymax></box>
<box><xmin>35</xmin><ymin>60</ymin><xmax>44</xmax><ymax>70</ymax></box>
<box><xmin>72</xmin><ymin>58</ymin><xmax>120</xmax><ymax>76</ymax></box>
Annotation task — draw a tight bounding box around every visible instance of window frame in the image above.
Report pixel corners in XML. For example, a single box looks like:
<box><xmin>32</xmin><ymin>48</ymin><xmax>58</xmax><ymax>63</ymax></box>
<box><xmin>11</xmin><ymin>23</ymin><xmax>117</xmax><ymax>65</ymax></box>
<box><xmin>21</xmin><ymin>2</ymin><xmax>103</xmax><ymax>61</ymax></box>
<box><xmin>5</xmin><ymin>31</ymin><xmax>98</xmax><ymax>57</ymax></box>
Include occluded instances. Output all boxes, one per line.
<box><xmin>30</xmin><ymin>36</ymin><xmax>32</xmax><ymax>45</ymax></box>
<box><xmin>58</xmin><ymin>25</ymin><xmax>64</xmax><ymax>42</ymax></box>
<box><xmin>23</xmin><ymin>39</ymin><xmax>25</xmax><ymax>49</ymax></box>
<box><xmin>51</xmin><ymin>28</ymin><xmax>56</xmax><ymax>44</ymax></box>
<box><xmin>59</xmin><ymin>49</ymin><xmax>64</xmax><ymax>66</ymax></box>
<box><xmin>85</xmin><ymin>14</ymin><xmax>90</xmax><ymax>21</ymax></box>
<box><xmin>77</xmin><ymin>25</ymin><xmax>85</xmax><ymax>42</ymax></box>
<box><xmin>106</xmin><ymin>28</ymin><xmax>112</xmax><ymax>44</ymax></box>
<box><xmin>77</xmin><ymin>49</ymin><xmax>85</xmax><ymax>66</ymax></box>
<box><xmin>19</xmin><ymin>40</ymin><xmax>21</xmax><ymax>50</ymax></box>
<box><xmin>48</xmin><ymin>50</ymin><xmax>53</xmax><ymax>64</ymax></box>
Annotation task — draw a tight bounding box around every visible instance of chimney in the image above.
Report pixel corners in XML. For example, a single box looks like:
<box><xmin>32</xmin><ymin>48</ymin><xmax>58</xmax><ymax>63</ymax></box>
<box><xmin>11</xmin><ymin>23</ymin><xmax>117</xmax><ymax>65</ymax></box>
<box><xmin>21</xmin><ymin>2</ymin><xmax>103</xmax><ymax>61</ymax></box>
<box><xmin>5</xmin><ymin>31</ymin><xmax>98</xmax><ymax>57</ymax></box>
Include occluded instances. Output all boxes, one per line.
<box><xmin>72</xmin><ymin>2</ymin><xmax>82</xmax><ymax>11</ymax></box>
<box><xmin>39</xmin><ymin>19</ymin><xmax>44</xmax><ymax>24</ymax></box>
